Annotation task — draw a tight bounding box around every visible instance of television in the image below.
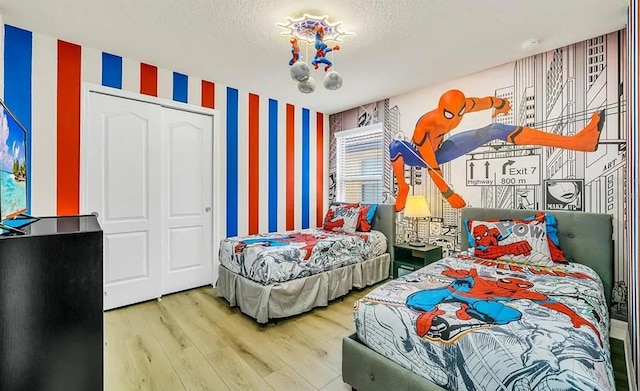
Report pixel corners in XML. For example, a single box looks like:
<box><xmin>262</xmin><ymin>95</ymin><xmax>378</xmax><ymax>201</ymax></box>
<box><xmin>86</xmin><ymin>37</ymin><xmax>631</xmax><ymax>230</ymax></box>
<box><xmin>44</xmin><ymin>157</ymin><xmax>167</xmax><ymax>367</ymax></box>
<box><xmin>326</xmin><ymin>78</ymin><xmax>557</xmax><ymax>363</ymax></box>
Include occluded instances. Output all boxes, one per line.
<box><xmin>0</xmin><ymin>97</ymin><xmax>31</xmax><ymax>233</ymax></box>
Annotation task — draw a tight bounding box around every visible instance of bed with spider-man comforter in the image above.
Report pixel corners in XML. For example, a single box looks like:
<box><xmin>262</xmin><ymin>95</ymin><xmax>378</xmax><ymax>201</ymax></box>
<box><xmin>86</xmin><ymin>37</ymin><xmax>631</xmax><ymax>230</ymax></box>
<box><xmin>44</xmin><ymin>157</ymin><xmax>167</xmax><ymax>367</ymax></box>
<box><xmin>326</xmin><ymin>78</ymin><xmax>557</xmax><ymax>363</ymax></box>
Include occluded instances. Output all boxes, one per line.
<box><xmin>219</xmin><ymin>228</ymin><xmax>388</xmax><ymax>285</ymax></box>
<box><xmin>353</xmin><ymin>253</ymin><xmax>614</xmax><ymax>391</ymax></box>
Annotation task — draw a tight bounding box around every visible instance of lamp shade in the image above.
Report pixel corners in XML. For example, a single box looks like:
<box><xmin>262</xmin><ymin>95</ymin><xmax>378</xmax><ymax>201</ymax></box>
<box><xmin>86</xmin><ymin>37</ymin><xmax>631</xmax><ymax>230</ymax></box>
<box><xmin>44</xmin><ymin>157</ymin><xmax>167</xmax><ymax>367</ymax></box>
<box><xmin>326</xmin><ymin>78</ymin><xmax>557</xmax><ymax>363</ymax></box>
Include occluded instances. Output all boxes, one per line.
<box><xmin>404</xmin><ymin>195</ymin><xmax>431</xmax><ymax>218</ymax></box>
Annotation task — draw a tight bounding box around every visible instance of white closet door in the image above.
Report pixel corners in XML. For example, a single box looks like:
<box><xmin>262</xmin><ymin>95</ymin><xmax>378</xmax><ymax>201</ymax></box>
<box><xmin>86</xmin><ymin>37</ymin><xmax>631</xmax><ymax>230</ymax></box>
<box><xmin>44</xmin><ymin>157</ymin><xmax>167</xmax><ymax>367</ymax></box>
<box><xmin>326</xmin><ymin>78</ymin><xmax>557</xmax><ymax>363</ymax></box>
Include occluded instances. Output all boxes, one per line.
<box><xmin>85</xmin><ymin>92</ymin><xmax>162</xmax><ymax>310</ymax></box>
<box><xmin>160</xmin><ymin>107</ymin><xmax>214</xmax><ymax>295</ymax></box>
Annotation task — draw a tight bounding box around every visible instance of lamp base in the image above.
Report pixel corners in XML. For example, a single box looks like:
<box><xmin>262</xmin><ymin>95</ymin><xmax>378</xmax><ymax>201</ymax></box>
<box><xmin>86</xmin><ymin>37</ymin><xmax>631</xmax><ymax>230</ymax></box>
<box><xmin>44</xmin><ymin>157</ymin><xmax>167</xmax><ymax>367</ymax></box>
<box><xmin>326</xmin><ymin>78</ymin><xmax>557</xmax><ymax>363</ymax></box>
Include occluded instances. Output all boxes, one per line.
<box><xmin>408</xmin><ymin>241</ymin><xmax>425</xmax><ymax>247</ymax></box>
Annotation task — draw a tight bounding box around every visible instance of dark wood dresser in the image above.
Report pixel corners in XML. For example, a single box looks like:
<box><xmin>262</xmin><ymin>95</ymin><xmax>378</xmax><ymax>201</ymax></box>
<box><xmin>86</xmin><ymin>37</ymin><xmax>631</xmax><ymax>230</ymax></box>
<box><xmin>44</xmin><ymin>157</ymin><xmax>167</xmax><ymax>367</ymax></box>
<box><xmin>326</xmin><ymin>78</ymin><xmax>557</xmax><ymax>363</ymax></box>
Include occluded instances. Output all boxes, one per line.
<box><xmin>0</xmin><ymin>215</ymin><xmax>103</xmax><ymax>391</ymax></box>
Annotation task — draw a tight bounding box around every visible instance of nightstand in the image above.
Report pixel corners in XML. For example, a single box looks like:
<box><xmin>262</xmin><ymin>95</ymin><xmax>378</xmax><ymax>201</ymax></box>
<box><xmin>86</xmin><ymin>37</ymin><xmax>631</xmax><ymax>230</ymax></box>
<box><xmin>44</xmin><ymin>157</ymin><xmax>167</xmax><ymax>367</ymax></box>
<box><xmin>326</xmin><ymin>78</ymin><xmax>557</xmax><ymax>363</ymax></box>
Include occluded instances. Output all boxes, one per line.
<box><xmin>393</xmin><ymin>243</ymin><xmax>443</xmax><ymax>278</ymax></box>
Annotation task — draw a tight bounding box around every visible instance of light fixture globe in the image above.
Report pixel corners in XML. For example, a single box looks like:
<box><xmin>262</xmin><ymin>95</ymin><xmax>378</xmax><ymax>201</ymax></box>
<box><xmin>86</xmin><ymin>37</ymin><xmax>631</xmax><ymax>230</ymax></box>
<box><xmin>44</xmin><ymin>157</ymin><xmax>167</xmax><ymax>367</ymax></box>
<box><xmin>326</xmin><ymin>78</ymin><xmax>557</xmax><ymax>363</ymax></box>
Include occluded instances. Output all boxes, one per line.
<box><xmin>298</xmin><ymin>76</ymin><xmax>316</xmax><ymax>93</ymax></box>
<box><xmin>290</xmin><ymin>61</ymin><xmax>310</xmax><ymax>81</ymax></box>
<box><xmin>323</xmin><ymin>71</ymin><xmax>343</xmax><ymax>90</ymax></box>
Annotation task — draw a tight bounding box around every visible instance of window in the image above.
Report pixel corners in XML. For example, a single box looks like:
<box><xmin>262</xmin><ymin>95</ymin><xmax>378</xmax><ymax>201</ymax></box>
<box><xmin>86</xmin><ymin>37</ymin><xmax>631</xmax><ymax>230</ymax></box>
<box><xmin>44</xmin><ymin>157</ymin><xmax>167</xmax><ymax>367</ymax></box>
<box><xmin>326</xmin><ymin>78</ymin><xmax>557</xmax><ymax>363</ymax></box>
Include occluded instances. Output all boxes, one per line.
<box><xmin>335</xmin><ymin>124</ymin><xmax>384</xmax><ymax>203</ymax></box>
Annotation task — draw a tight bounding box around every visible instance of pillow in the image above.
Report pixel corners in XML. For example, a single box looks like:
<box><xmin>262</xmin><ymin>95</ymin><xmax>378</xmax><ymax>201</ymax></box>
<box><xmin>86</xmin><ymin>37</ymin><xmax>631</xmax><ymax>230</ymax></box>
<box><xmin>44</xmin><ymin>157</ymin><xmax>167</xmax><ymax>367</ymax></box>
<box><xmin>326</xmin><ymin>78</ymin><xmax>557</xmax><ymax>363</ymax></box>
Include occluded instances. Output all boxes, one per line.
<box><xmin>323</xmin><ymin>204</ymin><xmax>360</xmax><ymax>233</ymax></box>
<box><xmin>465</xmin><ymin>213</ymin><xmax>554</xmax><ymax>266</ymax></box>
<box><xmin>356</xmin><ymin>204</ymin><xmax>372</xmax><ymax>232</ymax></box>
<box><xmin>464</xmin><ymin>212</ymin><xmax>567</xmax><ymax>263</ymax></box>
<box><xmin>541</xmin><ymin>212</ymin><xmax>567</xmax><ymax>262</ymax></box>
<box><xmin>357</xmin><ymin>203</ymin><xmax>378</xmax><ymax>232</ymax></box>
<box><xmin>365</xmin><ymin>204</ymin><xmax>377</xmax><ymax>224</ymax></box>
<box><xmin>329</xmin><ymin>203</ymin><xmax>376</xmax><ymax>232</ymax></box>
<box><xmin>333</xmin><ymin>202</ymin><xmax>368</xmax><ymax>231</ymax></box>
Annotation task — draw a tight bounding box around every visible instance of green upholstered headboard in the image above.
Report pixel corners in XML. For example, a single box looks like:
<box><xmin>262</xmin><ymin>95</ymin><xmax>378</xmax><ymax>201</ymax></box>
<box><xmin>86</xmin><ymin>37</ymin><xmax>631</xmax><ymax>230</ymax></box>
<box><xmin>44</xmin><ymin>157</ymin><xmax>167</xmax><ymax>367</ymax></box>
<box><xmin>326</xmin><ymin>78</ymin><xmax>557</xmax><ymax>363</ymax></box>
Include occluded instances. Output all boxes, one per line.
<box><xmin>459</xmin><ymin>207</ymin><xmax>614</xmax><ymax>308</ymax></box>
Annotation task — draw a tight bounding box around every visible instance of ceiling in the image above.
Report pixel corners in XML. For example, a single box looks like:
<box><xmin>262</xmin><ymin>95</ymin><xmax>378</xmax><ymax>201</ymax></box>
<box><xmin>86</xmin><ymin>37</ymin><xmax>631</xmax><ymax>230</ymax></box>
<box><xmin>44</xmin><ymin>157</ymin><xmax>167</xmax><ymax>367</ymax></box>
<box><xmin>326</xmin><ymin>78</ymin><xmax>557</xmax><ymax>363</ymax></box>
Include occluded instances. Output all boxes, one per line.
<box><xmin>0</xmin><ymin>0</ymin><xmax>628</xmax><ymax>114</ymax></box>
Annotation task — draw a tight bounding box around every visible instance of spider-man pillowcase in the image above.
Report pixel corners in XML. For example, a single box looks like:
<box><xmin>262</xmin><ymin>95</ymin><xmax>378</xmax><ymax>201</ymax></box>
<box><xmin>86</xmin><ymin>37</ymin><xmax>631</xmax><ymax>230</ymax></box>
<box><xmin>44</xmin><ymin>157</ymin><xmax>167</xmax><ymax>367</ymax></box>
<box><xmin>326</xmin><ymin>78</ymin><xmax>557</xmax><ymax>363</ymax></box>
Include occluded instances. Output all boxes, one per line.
<box><xmin>465</xmin><ymin>213</ymin><xmax>555</xmax><ymax>267</ymax></box>
<box><xmin>323</xmin><ymin>203</ymin><xmax>377</xmax><ymax>233</ymax></box>
<box><xmin>356</xmin><ymin>204</ymin><xmax>378</xmax><ymax>232</ymax></box>
<box><xmin>537</xmin><ymin>212</ymin><xmax>568</xmax><ymax>262</ymax></box>
<box><xmin>464</xmin><ymin>212</ymin><xmax>567</xmax><ymax>263</ymax></box>
<box><xmin>323</xmin><ymin>204</ymin><xmax>361</xmax><ymax>234</ymax></box>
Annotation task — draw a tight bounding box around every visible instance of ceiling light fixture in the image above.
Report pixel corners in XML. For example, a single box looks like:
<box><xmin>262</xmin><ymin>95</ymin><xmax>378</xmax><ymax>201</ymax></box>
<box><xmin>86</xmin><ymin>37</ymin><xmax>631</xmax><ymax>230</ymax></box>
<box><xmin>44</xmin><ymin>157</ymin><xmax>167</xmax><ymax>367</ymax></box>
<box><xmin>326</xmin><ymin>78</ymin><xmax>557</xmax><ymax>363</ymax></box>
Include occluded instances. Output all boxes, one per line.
<box><xmin>278</xmin><ymin>14</ymin><xmax>354</xmax><ymax>94</ymax></box>
<box><xmin>521</xmin><ymin>38</ymin><xmax>541</xmax><ymax>52</ymax></box>
<box><xmin>277</xmin><ymin>14</ymin><xmax>354</xmax><ymax>43</ymax></box>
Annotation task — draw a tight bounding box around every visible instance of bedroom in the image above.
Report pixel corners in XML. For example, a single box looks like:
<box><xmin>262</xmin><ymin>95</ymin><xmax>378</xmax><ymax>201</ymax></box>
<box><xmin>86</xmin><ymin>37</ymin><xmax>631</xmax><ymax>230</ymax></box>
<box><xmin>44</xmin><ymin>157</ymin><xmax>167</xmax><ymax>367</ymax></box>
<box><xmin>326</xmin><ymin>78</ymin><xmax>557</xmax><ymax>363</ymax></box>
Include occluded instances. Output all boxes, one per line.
<box><xmin>0</xmin><ymin>0</ymin><xmax>637</xmax><ymax>390</ymax></box>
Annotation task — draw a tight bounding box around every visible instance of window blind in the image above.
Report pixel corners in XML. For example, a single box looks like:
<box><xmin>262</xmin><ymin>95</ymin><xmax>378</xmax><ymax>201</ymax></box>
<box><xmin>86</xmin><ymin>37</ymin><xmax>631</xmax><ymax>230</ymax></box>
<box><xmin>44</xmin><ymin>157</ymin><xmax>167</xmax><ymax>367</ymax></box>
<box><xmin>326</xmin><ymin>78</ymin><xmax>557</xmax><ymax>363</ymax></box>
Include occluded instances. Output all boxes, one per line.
<box><xmin>335</xmin><ymin>124</ymin><xmax>384</xmax><ymax>203</ymax></box>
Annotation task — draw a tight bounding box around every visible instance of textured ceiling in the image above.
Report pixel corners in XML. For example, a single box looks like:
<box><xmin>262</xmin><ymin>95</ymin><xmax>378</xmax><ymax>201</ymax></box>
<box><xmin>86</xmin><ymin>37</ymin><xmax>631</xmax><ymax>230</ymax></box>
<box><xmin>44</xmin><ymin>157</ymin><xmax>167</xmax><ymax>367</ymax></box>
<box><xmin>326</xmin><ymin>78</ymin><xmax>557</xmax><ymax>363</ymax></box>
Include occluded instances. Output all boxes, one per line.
<box><xmin>0</xmin><ymin>0</ymin><xmax>628</xmax><ymax>114</ymax></box>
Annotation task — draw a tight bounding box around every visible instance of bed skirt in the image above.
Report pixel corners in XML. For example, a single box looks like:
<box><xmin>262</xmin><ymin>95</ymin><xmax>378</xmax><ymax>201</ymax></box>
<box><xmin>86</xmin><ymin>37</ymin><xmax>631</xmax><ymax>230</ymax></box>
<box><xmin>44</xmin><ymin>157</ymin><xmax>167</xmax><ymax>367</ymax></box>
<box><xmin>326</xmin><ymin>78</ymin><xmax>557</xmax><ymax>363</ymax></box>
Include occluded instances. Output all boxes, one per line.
<box><xmin>216</xmin><ymin>253</ymin><xmax>390</xmax><ymax>323</ymax></box>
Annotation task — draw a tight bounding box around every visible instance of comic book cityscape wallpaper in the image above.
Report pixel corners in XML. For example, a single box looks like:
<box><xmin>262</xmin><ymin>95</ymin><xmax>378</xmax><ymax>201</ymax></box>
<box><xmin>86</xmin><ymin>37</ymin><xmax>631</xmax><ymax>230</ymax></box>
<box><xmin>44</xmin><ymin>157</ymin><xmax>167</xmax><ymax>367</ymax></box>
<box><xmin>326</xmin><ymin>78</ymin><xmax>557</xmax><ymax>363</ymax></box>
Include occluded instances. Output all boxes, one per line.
<box><xmin>329</xmin><ymin>31</ymin><xmax>628</xmax><ymax>321</ymax></box>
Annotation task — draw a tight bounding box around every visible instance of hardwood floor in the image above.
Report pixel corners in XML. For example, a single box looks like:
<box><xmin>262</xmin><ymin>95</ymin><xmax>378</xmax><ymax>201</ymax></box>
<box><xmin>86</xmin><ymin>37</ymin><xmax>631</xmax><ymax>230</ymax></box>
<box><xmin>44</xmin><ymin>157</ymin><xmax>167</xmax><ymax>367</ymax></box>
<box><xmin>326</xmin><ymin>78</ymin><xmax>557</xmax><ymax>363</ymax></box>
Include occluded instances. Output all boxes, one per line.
<box><xmin>104</xmin><ymin>285</ymin><xmax>377</xmax><ymax>390</ymax></box>
<box><xmin>105</xmin><ymin>284</ymin><xmax>632</xmax><ymax>390</ymax></box>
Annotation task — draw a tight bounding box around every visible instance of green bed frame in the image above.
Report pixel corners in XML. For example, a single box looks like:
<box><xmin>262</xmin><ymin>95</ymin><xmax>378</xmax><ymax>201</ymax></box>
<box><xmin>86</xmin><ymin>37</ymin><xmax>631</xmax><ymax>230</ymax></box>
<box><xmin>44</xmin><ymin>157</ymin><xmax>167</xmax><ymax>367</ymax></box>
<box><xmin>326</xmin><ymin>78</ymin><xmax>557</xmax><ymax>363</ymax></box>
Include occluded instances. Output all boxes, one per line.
<box><xmin>342</xmin><ymin>207</ymin><xmax>614</xmax><ymax>391</ymax></box>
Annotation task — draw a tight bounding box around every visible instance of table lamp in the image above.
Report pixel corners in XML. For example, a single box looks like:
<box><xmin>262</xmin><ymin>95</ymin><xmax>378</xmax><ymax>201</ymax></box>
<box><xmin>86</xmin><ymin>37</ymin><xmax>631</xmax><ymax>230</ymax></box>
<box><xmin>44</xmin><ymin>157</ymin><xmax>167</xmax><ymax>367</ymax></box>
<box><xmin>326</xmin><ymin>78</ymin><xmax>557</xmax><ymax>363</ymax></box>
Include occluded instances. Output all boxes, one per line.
<box><xmin>404</xmin><ymin>195</ymin><xmax>431</xmax><ymax>247</ymax></box>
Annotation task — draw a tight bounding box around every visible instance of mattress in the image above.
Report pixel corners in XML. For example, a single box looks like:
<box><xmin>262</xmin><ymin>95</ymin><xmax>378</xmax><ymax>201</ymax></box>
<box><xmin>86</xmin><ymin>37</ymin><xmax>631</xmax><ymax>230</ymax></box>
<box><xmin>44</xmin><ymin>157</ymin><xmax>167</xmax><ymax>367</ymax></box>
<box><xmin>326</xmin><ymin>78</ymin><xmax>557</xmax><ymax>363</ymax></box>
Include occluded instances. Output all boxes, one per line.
<box><xmin>219</xmin><ymin>228</ymin><xmax>387</xmax><ymax>285</ymax></box>
<box><xmin>354</xmin><ymin>253</ymin><xmax>614</xmax><ymax>391</ymax></box>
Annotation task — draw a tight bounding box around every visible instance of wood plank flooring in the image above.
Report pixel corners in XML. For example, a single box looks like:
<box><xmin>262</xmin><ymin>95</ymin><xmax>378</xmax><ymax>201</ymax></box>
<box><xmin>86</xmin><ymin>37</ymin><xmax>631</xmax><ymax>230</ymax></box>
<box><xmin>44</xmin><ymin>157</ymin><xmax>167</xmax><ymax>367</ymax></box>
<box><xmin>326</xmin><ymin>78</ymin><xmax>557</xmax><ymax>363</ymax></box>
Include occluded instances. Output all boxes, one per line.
<box><xmin>104</xmin><ymin>284</ymin><xmax>631</xmax><ymax>390</ymax></box>
<box><xmin>104</xmin><ymin>285</ymin><xmax>377</xmax><ymax>391</ymax></box>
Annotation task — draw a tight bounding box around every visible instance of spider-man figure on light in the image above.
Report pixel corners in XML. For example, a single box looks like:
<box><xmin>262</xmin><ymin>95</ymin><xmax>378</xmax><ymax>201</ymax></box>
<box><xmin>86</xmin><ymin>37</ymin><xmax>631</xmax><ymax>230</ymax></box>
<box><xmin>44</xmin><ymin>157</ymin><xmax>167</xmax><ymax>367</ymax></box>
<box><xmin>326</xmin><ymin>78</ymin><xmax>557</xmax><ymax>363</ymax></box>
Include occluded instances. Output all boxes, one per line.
<box><xmin>472</xmin><ymin>224</ymin><xmax>532</xmax><ymax>259</ymax></box>
<box><xmin>390</xmin><ymin>89</ymin><xmax>606</xmax><ymax>211</ymax></box>
<box><xmin>288</xmin><ymin>37</ymin><xmax>300</xmax><ymax>66</ymax></box>
<box><xmin>312</xmin><ymin>26</ymin><xmax>340</xmax><ymax>71</ymax></box>
<box><xmin>406</xmin><ymin>267</ymin><xmax>602</xmax><ymax>345</ymax></box>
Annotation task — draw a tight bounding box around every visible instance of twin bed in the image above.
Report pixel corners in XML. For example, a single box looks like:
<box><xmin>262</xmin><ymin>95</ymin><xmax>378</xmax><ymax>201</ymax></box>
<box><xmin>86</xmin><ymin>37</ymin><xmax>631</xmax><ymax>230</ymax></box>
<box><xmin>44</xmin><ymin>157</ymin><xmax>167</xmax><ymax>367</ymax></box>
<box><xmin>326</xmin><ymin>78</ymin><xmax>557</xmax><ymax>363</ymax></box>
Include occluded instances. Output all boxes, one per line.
<box><xmin>216</xmin><ymin>203</ymin><xmax>396</xmax><ymax>323</ymax></box>
<box><xmin>216</xmin><ymin>205</ymin><xmax>615</xmax><ymax>390</ymax></box>
<box><xmin>342</xmin><ymin>207</ymin><xmax>615</xmax><ymax>391</ymax></box>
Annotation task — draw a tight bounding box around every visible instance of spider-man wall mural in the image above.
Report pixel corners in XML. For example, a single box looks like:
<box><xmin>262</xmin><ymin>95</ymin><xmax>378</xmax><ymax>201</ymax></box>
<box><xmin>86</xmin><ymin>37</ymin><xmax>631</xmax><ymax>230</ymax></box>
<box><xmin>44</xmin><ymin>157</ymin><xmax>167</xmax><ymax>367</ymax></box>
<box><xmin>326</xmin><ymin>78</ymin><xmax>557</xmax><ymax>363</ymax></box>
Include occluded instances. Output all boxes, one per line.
<box><xmin>329</xmin><ymin>32</ymin><xmax>627</xmax><ymax>322</ymax></box>
<box><xmin>390</xmin><ymin>89</ymin><xmax>605</xmax><ymax>212</ymax></box>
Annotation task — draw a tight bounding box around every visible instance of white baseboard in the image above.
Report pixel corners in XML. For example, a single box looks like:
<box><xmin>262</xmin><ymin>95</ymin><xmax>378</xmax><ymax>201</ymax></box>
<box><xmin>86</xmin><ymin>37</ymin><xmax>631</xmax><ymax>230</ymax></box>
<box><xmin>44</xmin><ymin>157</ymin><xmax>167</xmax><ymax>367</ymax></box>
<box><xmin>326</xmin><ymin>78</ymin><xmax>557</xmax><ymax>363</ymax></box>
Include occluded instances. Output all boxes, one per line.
<box><xmin>610</xmin><ymin>319</ymin><xmax>637</xmax><ymax>391</ymax></box>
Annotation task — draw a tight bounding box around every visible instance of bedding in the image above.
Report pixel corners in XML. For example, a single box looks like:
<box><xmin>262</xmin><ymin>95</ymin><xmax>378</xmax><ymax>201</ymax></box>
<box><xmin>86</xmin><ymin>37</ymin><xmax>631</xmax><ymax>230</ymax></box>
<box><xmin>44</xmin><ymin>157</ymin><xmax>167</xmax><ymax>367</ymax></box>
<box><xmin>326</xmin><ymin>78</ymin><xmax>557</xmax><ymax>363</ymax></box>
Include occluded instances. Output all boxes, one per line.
<box><xmin>464</xmin><ymin>212</ymin><xmax>555</xmax><ymax>266</ymax></box>
<box><xmin>353</xmin><ymin>252</ymin><xmax>613</xmax><ymax>391</ymax></box>
<box><xmin>323</xmin><ymin>203</ymin><xmax>361</xmax><ymax>233</ymax></box>
<box><xmin>535</xmin><ymin>211</ymin><xmax>568</xmax><ymax>262</ymax></box>
<box><xmin>323</xmin><ymin>203</ymin><xmax>377</xmax><ymax>232</ymax></box>
<box><xmin>219</xmin><ymin>228</ymin><xmax>387</xmax><ymax>285</ymax></box>
<box><xmin>464</xmin><ymin>211</ymin><xmax>567</xmax><ymax>263</ymax></box>
<box><xmin>356</xmin><ymin>203</ymin><xmax>378</xmax><ymax>232</ymax></box>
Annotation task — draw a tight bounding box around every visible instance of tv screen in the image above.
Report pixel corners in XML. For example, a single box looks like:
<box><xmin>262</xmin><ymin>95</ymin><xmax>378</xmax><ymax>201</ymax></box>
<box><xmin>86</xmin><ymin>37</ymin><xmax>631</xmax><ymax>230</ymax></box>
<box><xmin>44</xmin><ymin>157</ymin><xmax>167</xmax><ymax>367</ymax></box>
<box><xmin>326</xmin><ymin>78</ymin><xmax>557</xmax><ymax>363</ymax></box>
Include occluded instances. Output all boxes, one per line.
<box><xmin>0</xmin><ymin>99</ymin><xmax>28</xmax><ymax>221</ymax></box>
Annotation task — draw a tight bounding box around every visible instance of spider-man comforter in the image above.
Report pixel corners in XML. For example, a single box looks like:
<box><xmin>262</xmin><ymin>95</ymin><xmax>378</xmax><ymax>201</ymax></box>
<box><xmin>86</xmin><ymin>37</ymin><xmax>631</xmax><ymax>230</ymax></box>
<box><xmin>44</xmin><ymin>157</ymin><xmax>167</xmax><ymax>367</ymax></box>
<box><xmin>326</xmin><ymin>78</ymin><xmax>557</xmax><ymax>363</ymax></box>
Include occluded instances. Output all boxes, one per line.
<box><xmin>354</xmin><ymin>253</ymin><xmax>614</xmax><ymax>391</ymax></box>
<box><xmin>219</xmin><ymin>229</ymin><xmax>387</xmax><ymax>285</ymax></box>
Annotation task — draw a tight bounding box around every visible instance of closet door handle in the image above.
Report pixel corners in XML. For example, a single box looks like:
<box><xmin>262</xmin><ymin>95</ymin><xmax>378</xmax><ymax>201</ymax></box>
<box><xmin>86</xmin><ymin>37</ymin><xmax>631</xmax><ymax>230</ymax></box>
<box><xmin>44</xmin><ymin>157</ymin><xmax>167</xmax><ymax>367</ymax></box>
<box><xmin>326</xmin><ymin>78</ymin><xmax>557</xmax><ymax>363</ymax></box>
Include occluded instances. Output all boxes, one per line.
<box><xmin>205</xmin><ymin>207</ymin><xmax>211</xmax><ymax>213</ymax></box>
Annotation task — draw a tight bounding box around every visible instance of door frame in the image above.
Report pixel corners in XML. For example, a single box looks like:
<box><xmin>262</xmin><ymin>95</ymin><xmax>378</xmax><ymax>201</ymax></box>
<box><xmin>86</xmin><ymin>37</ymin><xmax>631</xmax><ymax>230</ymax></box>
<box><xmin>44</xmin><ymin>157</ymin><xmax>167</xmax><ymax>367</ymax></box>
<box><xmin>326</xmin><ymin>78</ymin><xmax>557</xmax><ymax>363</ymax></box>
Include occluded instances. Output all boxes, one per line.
<box><xmin>79</xmin><ymin>83</ymin><xmax>223</xmax><ymax>288</ymax></box>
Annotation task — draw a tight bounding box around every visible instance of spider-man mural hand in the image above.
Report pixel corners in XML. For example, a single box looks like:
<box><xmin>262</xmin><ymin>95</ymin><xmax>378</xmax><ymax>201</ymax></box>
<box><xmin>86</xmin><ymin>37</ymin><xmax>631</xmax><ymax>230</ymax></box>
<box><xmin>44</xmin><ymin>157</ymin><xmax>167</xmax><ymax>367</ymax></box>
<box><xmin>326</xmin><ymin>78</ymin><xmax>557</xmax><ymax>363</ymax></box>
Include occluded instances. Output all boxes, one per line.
<box><xmin>405</xmin><ymin>267</ymin><xmax>602</xmax><ymax>346</ymax></box>
<box><xmin>390</xmin><ymin>89</ymin><xmax>606</xmax><ymax>212</ymax></box>
<box><xmin>472</xmin><ymin>224</ymin><xmax>533</xmax><ymax>259</ymax></box>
